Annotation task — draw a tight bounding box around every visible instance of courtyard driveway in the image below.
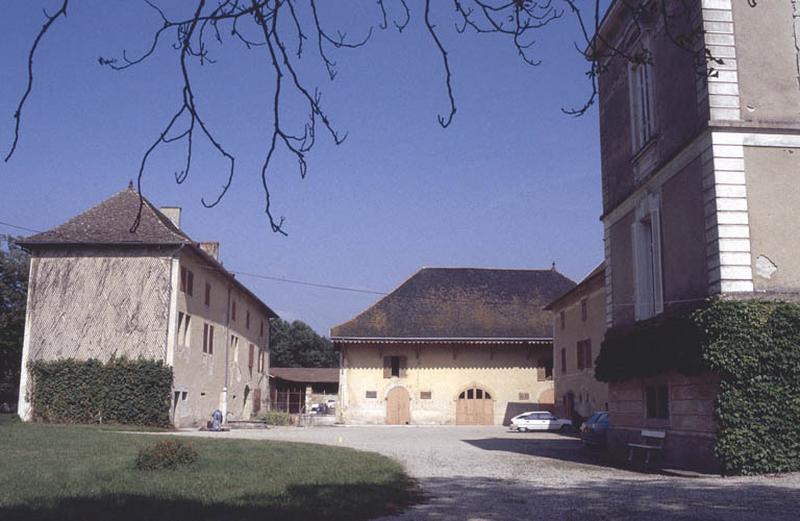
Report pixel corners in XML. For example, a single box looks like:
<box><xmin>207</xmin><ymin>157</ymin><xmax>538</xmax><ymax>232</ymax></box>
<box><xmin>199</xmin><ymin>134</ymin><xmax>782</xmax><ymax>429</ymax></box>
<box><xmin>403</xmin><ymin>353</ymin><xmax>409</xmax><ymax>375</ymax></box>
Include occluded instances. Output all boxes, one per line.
<box><xmin>177</xmin><ymin>426</ymin><xmax>800</xmax><ymax>520</ymax></box>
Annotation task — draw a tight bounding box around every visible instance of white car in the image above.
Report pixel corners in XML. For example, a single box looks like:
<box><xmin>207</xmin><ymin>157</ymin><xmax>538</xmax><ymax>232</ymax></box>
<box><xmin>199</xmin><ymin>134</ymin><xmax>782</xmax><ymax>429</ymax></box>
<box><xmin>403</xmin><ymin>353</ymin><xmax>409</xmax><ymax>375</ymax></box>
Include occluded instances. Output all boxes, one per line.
<box><xmin>510</xmin><ymin>411</ymin><xmax>573</xmax><ymax>432</ymax></box>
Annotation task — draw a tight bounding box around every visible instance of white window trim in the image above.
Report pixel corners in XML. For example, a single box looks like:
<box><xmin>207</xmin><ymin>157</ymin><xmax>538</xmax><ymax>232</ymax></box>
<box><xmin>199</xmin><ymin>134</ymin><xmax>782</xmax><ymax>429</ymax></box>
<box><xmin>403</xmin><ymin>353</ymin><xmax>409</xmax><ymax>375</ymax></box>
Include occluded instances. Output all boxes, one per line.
<box><xmin>628</xmin><ymin>35</ymin><xmax>657</xmax><ymax>157</ymax></box>
<box><xmin>632</xmin><ymin>192</ymin><xmax>664</xmax><ymax>321</ymax></box>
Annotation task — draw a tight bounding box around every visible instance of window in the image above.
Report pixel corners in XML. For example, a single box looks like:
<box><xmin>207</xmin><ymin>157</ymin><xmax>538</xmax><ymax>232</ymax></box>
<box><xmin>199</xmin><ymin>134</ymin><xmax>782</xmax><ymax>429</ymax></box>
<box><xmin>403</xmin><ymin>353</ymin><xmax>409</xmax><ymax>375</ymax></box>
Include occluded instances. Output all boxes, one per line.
<box><xmin>560</xmin><ymin>310</ymin><xmax>566</xmax><ymax>330</ymax></box>
<box><xmin>203</xmin><ymin>323</ymin><xmax>214</xmax><ymax>354</ymax></box>
<box><xmin>420</xmin><ymin>391</ymin><xmax>432</xmax><ymax>400</ymax></box>
<box><xmin>518</xmin><ymin>392</ymin><xmax>530</xmax><ymax>401</ymax></box>
<box><xmin>383</xmin><ymin>356</ymin><xmax>406</xmax><ymax>378</ymax></box>
<box><xmin>365</xmin><ymin>390</ymin><xmax>377</xmax><ymax>399</ymax></box>
<box><xmin>258</xmin><ymin>350</ymin><xmax>265</xmax><ymax>372</ymax></box>
<box><xmin>204</xmin><ymin>282</ymin><xmax>211</xmax><ymax>307</ymax></box>
<box><xmin>231</xmin><ymin>300</ymin><xmax>237</xmax><ymax>321</ymax></box>
<box><xmin>260</xmin><ymin>320</ymin><xmax>264</xmax><ymax>338</ymax></box>
<box><xmin>577</xmin><ymin>339</ymin><xmax>592</xmax><ymax>370</ymax></box>
<box><xmin>646</xmin><ymin>384</ymin><xmax>669</xmax><ymax>419</ymax></box>
<box><xmin>231</xmin><ymin>335</ymin><xmax>240</xmax><ymax>362</ymax></box>
<box><xmin>632</xmin><ymin>193</ymin><xmax>663</xmax><ymax>321</ymax></box>
<box><xmin>248</xmin><ymin>343</ymin><xmax>255</xmax><ymax>369</ymax></box>
<box><xmin>246</xmin><ymin>311</ymin><xmax>251</xmax><ymax>329</ymax></box>
<box><xmin>629</xmin><ymin>52</ymin><xmax>656</xmax><ymax>152</ymax></box>
<box><xmin>180</xmin><ymin>267</ymin><xmax>194</xmax><ymax>296</ymax></box>
<box><xmin>581</xmin><ymin>298</ymin><xmax>588</xmax><ymax>322</ymax></box>
<box><xmin>545</xmin><ymin>361</ymin><xmax>553</xmax><ymax>380</ymax></box>
<box><xmin>177</xmin><ymin>313</ymin><xmax>191</xmax><ymax>346</ymax></box>
<box><xmin>561</xmin><ymin>348</ymin><xmax>567</xmax><ymax>373</ymax></box>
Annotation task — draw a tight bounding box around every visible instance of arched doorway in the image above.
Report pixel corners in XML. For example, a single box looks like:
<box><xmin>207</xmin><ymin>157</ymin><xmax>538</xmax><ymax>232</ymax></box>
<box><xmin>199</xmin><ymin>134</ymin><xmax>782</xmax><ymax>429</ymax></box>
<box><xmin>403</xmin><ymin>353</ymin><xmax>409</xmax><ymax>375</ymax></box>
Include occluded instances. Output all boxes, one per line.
<box><xmin>456</xmin><ymin>386</ymin><xmax>494</xmax><ymax>425</ymax></box>
<box><xmin>386</xmin><ymin>387</ymin><xmax>410</xmax><ymax>425</ymax></box>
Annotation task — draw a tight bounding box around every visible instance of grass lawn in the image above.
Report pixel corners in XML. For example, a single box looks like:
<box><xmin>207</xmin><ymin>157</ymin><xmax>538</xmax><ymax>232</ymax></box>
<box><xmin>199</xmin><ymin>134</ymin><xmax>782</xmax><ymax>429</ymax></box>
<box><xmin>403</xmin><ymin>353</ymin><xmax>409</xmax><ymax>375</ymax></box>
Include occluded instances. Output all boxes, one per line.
<box><xmin>0</xmin><ymin>415</ymin><xmax>417</xmax><ymax>521</ymax></box>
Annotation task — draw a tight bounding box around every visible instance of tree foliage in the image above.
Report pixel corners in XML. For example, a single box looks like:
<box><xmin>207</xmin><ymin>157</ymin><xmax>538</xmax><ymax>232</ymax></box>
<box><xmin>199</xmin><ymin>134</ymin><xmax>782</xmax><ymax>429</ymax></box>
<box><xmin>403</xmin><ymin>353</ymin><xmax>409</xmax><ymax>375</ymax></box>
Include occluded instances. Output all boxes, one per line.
<box><xmin>0</xmin><ymin>236</ymin><xmax>29</xmax><ymax>408</ymax></box>
<box><xmin>270</xmin><ymin>319</ymin><xmax>337</xmax><ymax>368</ymax></box>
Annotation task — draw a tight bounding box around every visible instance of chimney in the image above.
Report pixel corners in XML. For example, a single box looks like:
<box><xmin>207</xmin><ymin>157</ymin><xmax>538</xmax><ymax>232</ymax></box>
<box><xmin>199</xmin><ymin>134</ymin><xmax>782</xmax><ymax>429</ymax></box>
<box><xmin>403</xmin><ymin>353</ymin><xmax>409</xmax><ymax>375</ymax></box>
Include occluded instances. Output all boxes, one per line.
<box><xmin>199</xmin><ymin>241</ymin><xmax>220</xmax><ymax>261</ymax></box>
<box><xmin>160</xmin><ymin>207</ymin><xmax>182</xmax><ymax>229</ymax></box>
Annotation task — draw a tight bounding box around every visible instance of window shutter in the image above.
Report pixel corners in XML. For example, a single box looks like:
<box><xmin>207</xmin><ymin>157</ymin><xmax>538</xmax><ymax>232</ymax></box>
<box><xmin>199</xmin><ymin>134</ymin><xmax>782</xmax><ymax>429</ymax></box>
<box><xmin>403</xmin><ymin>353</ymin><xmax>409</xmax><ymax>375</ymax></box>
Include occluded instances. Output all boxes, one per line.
<box><xmin>651</xmin><ymin>206</ymin><xmax>664</xmax><ymax>315</ymax></box>
<box><xmin>576</xmin><ymin>341</ymin><xmax>584</xmax><ymax>370</ymax></box>
<box><xmin>536</xmin><ymin>365</ymin><xmax>545</xmax><ymax>382</ymax></box>
<box><xmin>586</xmin><ymin>340</ymin><xmax>593</xmax><ymax>369</ymax></box>
<box><xmin>399</xmin><ymin>356</ymin><xmax>407</xmax><ymax>378</ymax></box>
<box><xmin>248</xmin><ymin>344</ymin><xmax>254</xmax><ymax>368</ymax></box>
<box><xmin>383</xmin><ymin>357</ymin><xmax>391</xmax><ymax>379</ymax></box>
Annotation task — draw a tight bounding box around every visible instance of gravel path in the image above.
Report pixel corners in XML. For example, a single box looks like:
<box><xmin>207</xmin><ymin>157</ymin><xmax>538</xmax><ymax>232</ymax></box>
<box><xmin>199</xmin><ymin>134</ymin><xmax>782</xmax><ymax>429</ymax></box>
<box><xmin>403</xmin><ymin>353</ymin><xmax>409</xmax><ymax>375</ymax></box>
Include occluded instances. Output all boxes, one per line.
<box><xmin>176</xmin><ymin>426</ymin><xmax>800</xmax><ymax>520</ymax></box>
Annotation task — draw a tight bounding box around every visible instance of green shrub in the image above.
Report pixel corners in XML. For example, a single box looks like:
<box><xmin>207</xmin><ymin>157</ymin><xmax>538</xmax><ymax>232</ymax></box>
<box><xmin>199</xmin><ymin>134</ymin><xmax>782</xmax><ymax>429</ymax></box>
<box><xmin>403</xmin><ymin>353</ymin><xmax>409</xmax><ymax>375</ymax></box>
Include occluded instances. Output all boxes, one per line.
<box><xmin>135</xmin><ymin>439</ymin><xmax>198</xmax><ymax>471</ymax></box>
<box><xmin>257</xmin><ymin>410</ymin><xmax>292</xmax><ymax>426</ymax></box>
<box><xmin>29</xmin><ymin>357</ymin><xmax>172</xmax><ymax>427</ymax></box>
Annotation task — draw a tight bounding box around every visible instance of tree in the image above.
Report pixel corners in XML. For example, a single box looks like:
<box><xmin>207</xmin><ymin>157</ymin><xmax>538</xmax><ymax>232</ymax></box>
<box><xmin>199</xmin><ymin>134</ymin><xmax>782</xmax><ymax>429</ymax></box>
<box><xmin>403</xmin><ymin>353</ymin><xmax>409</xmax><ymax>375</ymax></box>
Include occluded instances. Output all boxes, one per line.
<box><xmin>4</xmin><ymin>1</ymin><xmax>757</xmax><ymax>233</ymax></box>
<box><xmin>0</xmin><ymin>236</ymin><xmax>29</xmax><ymax>410</ymax></box>
<box><xmin>269</xmin><ymin>318</ymin><xmax>338</xmax><ymax>368</ymax></box>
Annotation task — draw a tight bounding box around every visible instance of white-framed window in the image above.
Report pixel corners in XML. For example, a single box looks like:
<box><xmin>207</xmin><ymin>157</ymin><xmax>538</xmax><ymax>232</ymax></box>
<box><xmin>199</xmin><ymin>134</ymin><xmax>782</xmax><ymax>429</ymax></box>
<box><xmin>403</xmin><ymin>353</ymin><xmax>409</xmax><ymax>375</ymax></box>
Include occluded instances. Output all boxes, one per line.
<box><xmin>628</xmin><ymin>40</ymin><xmax>656</xmax><ymax>154</ymax></box>
<box><xmin>177</xmin><ymin>312</ymin><xmax>191</xmax><ymax>346</ymax></box>
<box><xmin>632</xmin><ymin>192</ymin><xmax>664</xmax><ymax>321</ymax></box>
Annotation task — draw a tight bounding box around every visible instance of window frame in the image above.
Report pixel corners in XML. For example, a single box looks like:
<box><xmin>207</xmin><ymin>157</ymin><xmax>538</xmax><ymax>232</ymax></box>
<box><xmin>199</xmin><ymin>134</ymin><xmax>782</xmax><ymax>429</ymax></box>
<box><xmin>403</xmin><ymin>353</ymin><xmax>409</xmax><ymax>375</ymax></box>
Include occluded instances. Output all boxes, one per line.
<box><xmin>645</xmin><ymin>383</ymin><xmax>670</xmax><ymax>420</ymax></box>
<box><xmin>632</xmin><ymin>192</ymin><xmax>664</xmax><ymax>321</ymax></box>
<box><xmin>628</xmin><ymin>36</ymin><xmax>657</xmax><ymax>155</ymax></box>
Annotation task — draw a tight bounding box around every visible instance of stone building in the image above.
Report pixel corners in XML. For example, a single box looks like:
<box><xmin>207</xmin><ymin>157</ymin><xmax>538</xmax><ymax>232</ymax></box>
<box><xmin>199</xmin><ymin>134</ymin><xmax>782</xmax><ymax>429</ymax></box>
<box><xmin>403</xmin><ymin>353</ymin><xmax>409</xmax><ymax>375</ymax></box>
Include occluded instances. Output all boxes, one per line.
<box><xmin>16</xmin><ymin>185</ymin><xmax>277</xmax><ymax>426</ymax></box>
<box><xmin>591</xmin><ymin>1</ymin><xmax>800</xmax><ymax>470</ymax></box>
<box><xmin>545</xmin><ymin>264</ymin><xmax>608</xmax><ymax>422</ymax></box>
<box><xmin>331</xmin><ymin>267</ymin><xmax>575</xmax><ymax>425</ymax></box>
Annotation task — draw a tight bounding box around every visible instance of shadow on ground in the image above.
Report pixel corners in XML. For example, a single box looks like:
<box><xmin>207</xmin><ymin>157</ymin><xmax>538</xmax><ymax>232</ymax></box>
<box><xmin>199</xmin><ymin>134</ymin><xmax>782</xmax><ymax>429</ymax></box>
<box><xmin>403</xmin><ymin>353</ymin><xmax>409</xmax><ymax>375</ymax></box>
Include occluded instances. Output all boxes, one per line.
<box><xmin>464</xmin><ymin>435</ymin><xmax>619</xmax><ymax>470</ymax></box>
<box><xmin>376</xmin><ymin>475</ymin><xmax>800</xmax><ymax>521</ymax></box>
<box><xmin>0</xmin><ymin>482</ymin><xmax>419</xmax><ymax>521</ymax></box>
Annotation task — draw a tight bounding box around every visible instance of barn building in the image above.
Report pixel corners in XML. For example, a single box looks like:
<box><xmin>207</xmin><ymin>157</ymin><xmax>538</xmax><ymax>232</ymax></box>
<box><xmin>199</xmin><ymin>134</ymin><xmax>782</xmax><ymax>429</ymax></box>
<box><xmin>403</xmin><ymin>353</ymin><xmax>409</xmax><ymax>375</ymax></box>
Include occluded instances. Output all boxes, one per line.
<box><xmin>331</xmin><ymin>267</ymin><xmax>575</xmax><ymax>425</ymax></box>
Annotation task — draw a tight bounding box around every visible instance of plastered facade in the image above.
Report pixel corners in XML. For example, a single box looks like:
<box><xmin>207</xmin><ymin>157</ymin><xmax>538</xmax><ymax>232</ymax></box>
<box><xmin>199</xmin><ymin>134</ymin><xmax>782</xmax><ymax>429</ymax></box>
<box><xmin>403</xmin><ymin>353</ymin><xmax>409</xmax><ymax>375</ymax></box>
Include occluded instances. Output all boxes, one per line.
<box><xmin>338</xmin><ymin>342</ymin><xmax>553</xmax><ymax>425</ymax></box>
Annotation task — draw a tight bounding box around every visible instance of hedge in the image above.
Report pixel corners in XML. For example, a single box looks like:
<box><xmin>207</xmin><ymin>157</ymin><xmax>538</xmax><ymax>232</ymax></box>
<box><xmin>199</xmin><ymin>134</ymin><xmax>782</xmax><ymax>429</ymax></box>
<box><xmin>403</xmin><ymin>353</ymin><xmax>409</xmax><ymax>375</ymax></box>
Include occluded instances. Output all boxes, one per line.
<box><xmin>595</xmin><ymin>299</ymin><xmax>800</xmax><ymax>475</ymax></box>
<box><xmin>29</xmin><ymin>357</ymin><xmax>173</xmax><ymax>427</ymax></box>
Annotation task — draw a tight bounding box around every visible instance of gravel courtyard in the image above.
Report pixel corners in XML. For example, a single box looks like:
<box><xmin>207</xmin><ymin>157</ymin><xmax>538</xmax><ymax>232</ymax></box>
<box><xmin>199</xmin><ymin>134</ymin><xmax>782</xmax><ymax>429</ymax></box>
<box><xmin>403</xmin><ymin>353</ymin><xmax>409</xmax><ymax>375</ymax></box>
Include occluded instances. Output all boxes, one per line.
<box><xmin>178</xmin><ymin>426</ymin><xmax>800</xmax><ymax>520</ymax></box>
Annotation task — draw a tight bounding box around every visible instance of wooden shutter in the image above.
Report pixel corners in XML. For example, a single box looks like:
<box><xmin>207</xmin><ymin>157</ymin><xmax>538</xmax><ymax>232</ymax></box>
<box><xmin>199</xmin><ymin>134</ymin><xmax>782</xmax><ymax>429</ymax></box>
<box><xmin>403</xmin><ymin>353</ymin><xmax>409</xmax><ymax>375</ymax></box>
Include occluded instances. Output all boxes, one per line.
<box><xmin>399</xmin><ymin>356</ymin><xmax>407</xmax><ymax>378</ymax></box>
<box><xmin>248</xmin><ymin>344</ymin><xmax>255</xmax><ymax>368</ymax></box>
<box><xmin>576</xmin><ymin>341</ymin><xmax>584</xmax><ymax>370</ymax></box>
<box><xmin>586</xmin><ymin>340</ymin><xmax>593</xmax><ymax>369</ymax></box>
<box><xmin>536</xmin><ymin>365</ymin><xmax>545</xmax><ymax>382</ymax></box>
<box><xmin>383</xmin><ymin>357</ymin><xmax>391</xmax><ymax>378</ymax></box>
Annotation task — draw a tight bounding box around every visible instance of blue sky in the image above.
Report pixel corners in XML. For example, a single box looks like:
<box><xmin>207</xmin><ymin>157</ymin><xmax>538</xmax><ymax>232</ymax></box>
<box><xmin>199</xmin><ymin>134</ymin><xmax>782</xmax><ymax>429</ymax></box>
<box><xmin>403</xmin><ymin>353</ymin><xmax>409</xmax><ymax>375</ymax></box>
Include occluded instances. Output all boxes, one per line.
<box><xmin>0</xmin><ymin>1</ymin><xmax>609</xmax><ymax>335</ymax></box>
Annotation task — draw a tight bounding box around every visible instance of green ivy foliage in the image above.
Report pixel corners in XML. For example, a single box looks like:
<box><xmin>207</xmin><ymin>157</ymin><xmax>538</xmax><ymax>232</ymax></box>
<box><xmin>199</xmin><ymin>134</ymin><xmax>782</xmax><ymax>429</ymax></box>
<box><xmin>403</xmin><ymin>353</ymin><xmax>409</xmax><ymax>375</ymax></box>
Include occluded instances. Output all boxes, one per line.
<box><xmin>695</xmin><ymin>300</ymin><xmax>800</xmax><ymax>475</ymax></box>
<box><xmin>596</xmin><ymin>299</ymin><xmax>800</xmax><ymax>475</ymax></box>
<box><xmin>29</xmin><ymin>358</ymin><xmax>173</xmax><ymax>427</ymax></box>
<box><xmin>594</xmin><ymin>313</ymin><xmax>706</xmax><ymax>383</ymax></box>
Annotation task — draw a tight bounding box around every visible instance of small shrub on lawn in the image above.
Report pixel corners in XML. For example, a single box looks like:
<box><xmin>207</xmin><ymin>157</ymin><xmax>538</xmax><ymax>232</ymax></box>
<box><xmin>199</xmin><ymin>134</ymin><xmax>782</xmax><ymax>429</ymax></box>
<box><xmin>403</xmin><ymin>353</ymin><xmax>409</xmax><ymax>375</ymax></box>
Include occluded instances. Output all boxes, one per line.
<box><xmin>257</xmin><ymin>410</ymin><xmax>292</xmax><ymax>426</ymax></box>
<box><xmin>135</xmin><ymin>439</ymin><xmax>198</xmax><ymax>471</ymax></box>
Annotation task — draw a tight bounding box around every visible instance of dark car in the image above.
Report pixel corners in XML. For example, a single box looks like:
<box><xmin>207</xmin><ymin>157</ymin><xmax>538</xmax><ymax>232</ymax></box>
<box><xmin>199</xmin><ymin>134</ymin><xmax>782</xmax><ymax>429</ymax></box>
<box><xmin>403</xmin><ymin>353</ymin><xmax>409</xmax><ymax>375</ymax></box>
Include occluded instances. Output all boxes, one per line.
<box><xmin>580</xmin><ymin>411</ymin><xmax>609</xmax><ymax>448</ymax></box>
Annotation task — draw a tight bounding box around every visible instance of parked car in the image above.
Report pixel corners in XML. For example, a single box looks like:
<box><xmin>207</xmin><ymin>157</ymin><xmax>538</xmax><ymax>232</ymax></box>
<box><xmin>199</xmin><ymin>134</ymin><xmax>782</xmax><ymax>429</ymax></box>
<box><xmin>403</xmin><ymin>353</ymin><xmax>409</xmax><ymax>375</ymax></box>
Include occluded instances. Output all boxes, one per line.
<box><xmin>580</xmin><ymin>411</ymin><xmax>609</xmax><ymax>448</ymax></box>
<box><xmin>326</xmin><ymin>399</ymin><xmax>336</xmax><ymax>410</ymax></box>
<box><xmin>510</xmin><ymin>411</ymin><xmax>573</xmax><ymax>432</ymax></box>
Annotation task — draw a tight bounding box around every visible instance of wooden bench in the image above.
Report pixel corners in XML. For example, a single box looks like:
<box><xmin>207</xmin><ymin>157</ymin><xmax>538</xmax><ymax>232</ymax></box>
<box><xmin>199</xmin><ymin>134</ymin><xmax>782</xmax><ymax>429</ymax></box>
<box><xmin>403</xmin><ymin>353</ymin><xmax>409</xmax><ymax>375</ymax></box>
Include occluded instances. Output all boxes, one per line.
<box><xmin>627</xmin><ymin>429</ymin><xmax>666</xmax><ymax>465</ymax></box>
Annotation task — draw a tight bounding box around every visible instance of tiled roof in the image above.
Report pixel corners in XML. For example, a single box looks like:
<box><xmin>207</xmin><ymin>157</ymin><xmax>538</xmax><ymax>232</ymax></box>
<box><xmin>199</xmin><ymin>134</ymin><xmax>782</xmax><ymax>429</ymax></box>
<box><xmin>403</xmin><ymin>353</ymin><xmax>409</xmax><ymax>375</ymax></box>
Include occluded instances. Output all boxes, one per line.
<box><xmin>17</xmin><ymin>185</ymin><xmax>279</xmax><ymax>319</ymax></box>
<box><xmin>544</xmin><ymin>262</ymin><xmax>605</xmax><ymax>310</ymax></box>
<box><xmin>331</xmin><ymin>267</ymin><xmax>576</xmax><ymax>340</ymax></box>
<box><xmin>17</xmin><ymin>185</ymin><xmax>190</xmax><ymax>246</ymax></box>
<box><xmin>269</xmin><ymin>367</ymin><xmax>340</xmax><ymax>383</ymax></box>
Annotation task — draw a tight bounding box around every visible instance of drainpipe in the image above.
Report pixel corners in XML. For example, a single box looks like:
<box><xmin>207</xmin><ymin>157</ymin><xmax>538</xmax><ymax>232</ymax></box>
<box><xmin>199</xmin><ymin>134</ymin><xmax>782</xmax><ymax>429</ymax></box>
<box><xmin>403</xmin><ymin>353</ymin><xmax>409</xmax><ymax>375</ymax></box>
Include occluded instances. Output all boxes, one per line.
<box><xmin>222</xmin><ymin>281</ymin><xmax>231</xmax><ymax>424</ymax></box>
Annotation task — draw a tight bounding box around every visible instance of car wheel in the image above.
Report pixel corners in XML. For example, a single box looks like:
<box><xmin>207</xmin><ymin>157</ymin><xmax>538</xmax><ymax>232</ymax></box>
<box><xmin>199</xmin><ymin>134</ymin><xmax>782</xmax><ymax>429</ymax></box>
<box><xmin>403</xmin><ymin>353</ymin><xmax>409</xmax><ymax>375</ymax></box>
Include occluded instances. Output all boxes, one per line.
<box><xmin>519</xmin><ymin>427</ymin><xmax>527</xmax><ymax>433</ymax></box>
<box><xmin>559</xmin><ymin>424</ymin><xmax>571</xmax><ymax>432</ymax></box>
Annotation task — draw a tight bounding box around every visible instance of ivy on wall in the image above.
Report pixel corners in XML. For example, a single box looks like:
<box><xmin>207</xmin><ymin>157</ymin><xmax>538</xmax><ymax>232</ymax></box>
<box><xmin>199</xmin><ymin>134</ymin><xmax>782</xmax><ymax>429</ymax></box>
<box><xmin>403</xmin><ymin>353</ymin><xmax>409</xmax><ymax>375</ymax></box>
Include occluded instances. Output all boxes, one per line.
<box><xmin>594</xmin><ymin>312</ymin><xmax>706</xmax><ymax>383</ymax></box>
<box><xmin>596</xmin><ymin>299</ymin><xmax>800</xmax><ymax>475</ymax></box>
<box><xmin>29</xmin><ymin>358</ymin><xmax>173</xmax><ymax>427</ymax></box>
<box><xmin>695</xmin><ymin>300</ymin><xmax>800</xmax><ymax>475</ymax></box>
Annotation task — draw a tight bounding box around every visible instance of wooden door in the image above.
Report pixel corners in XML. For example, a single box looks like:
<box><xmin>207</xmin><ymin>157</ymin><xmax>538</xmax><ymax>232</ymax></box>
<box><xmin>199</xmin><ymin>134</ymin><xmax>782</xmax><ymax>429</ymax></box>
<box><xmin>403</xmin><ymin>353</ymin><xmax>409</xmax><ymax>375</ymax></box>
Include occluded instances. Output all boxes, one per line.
<box><xmin>456</xmin><ymin>386</ymin><xmax>494</xmax><ymax>425</ymax></box>
<box><xmin>386</xmin><ymin>387</ymin><xmax>410</xmax><ymax>425</ymax></box>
